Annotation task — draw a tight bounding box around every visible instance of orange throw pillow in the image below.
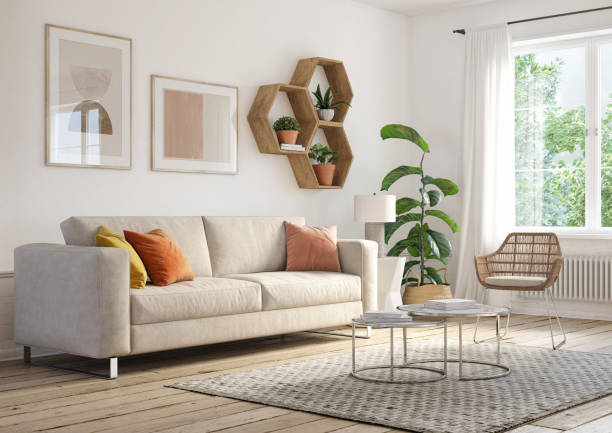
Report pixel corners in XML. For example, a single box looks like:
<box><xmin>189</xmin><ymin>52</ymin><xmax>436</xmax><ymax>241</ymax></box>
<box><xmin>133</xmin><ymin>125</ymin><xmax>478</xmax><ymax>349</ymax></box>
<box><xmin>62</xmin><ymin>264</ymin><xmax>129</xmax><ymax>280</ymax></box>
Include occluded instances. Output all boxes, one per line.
<box><xmin>124</xmin><ymin>229</ymin><xmax>194</xmax><ymax>286</ymax></box>
<box><xmin>285</xmin><ymin>221</ymin><xmax>341</xmax><ymax>272</ymax></box>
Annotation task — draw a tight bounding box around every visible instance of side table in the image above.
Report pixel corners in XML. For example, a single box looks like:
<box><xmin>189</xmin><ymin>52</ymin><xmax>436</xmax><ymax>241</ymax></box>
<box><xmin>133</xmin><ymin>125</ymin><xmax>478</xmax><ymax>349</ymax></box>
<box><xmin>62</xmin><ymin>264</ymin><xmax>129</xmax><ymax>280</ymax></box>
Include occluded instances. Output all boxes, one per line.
<box><xmin>398</xmin><ymin>304</ymin><xmax>511</xmax><ymax>380</ymax></box>
<box><xmin>377</xmin><ymin>257</ymin><xmax>406</xmax><ymax>311</ymax></box>
<box><xmin>351</xmin><ymin>317</ymin><xmax>446</xmax><ymax>384</ymax></box>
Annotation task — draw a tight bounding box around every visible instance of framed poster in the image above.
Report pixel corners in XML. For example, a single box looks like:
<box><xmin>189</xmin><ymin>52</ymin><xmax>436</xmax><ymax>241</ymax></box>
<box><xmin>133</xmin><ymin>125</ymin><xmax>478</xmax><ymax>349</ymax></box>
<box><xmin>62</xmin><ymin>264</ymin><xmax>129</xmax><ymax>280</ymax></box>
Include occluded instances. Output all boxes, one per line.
<box><xmin>151</xmin><ymin>75</ymin><xmax>238</xmax><ymax>174</ymax></box>
<box><xmin>46</xmin><ymin>24</ymin><xmax>131</xmax><ymax>169</ymax></box>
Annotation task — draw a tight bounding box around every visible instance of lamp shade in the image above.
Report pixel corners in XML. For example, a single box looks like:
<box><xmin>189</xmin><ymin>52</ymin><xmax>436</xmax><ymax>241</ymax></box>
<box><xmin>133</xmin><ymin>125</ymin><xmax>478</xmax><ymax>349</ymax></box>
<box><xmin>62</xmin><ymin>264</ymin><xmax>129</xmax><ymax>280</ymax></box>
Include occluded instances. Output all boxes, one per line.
<box><xmin>354</xmin><ymin>194</ymin><xmax>396</xmax><ymax>223</ymax></box>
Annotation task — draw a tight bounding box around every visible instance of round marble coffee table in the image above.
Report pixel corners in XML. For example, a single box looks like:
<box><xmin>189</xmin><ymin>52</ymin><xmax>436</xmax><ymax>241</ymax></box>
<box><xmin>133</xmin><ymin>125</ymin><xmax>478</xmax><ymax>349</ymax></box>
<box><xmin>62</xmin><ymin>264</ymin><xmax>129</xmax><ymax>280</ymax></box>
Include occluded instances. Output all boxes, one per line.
<box><xmin>398</xmin><ymin>304</ymin><xmax>511</xmax><ymax>381</ymax></box>
<box><xmin>351</xmin><ymin>317</ymin><xmax>446</xmax><ymax>384</ymax></box>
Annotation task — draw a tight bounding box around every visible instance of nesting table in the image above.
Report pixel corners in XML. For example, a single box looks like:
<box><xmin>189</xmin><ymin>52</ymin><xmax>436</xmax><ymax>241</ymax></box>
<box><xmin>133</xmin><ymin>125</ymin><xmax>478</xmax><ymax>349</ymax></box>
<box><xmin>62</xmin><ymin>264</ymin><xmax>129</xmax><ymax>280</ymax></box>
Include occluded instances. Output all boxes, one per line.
<box><xmin>351</xmin><ymin>304</ymin><xmax>510</xmax><ymax>383</ymax></box>
<box><xmin>351</xmin><ymin>317</ymin><xmax>447</xmax><ymax>384</ymax></box>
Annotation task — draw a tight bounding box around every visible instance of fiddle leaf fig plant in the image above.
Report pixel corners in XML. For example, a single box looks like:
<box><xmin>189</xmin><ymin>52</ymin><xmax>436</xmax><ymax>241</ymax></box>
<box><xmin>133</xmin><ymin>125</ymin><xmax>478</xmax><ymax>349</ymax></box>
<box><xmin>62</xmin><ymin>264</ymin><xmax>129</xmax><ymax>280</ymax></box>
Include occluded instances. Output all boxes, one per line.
<box><xmin>380</xmin><ymin>124</ymin><xmax>460</xmax><ymax>286</ymax></box>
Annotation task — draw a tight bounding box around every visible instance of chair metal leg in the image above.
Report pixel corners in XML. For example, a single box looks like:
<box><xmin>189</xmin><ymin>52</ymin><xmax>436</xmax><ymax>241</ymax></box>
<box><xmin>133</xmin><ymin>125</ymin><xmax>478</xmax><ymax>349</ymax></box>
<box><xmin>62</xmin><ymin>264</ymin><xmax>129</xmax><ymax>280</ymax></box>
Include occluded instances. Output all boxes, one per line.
<box><xmin>544</xmin><ymin>287</ymin><xmax>567</xmax><ymax>350</ymax></box>
<box><xmin>474</xmin><ymin>289</ymin><xmax>511</xmax><ymax>344</ymax></box>
<box><xmin>23</xmin><ymin>346</ymin><xmax>118</xmax><ymax>379</ymax></box>
<box><xmin>305</xmin><ymin>326</ymin><xmax>372</xmax><ymax>339</ymax></box>
<box><xmin>473</xmin><ymin>289</ymin><xmax>487</xmax><ymax>343</ymax></box>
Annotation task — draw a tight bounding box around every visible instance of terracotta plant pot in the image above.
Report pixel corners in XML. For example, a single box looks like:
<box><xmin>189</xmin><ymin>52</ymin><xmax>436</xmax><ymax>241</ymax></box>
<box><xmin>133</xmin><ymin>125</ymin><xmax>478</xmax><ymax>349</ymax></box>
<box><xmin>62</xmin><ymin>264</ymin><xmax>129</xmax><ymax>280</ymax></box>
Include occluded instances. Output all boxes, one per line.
<box><xmin>313</xmin><ymin>164</ymin><xmax>336</xmax><ymax>186</ymax></box>
<box><xmin>402</xmin><ymin>283</ymin><xmax>453</xmax><ymax>305</ymax></box>
<box><xmin>276</xmin><ymin>130</ymin><xmax>298</xmax><ymax>145</ymax></box>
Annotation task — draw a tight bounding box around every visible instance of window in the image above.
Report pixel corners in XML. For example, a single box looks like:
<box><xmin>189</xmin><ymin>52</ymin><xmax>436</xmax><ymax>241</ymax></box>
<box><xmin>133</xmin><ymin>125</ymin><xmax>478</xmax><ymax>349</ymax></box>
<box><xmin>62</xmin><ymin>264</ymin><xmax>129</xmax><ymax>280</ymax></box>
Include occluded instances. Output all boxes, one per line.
<box><xmin>514</xmin><ymin>35</ymin><xmax>612</xmax><ymax>233</ymax></box>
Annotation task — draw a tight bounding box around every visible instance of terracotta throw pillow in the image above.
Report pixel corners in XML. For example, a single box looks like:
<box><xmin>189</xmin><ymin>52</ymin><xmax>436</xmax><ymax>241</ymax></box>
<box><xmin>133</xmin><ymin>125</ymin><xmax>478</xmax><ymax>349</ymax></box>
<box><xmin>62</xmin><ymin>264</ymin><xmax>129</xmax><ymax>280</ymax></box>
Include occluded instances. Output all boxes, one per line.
<box><xmin>285</xmin><ymin>221</ymin><xmax>341</xmax><ymax>272</ymax></box>
<box><xmin>124</xmin><ymin>229</ymin><xmax>194</xmax><ymax>286</ymax></box>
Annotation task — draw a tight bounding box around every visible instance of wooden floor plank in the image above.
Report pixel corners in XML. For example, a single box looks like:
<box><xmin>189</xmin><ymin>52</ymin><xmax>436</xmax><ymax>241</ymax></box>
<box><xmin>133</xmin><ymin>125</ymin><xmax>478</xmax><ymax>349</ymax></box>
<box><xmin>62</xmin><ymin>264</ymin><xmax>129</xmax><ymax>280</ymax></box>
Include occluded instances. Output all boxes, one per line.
<box><xmin>533</xmin><ymin>395</ymin><xmax>612</xmax><ymax>430</ymax></box>
<box><xmin>0</xmin><ymin>379</ymin><xmax>186</xmax><ymax>418</ymax></box>
<box><xmin>47</xmin><ymin>400</ymin><xmax>256</xmax><ymax>433</ymax></box>
<box><xmin>0</xmin><ymin>315</ymin><xmax>608</xmax><ymax>433</ymax></box>
<box><xmin>159</xmin><ymin>406</ymin><xmax>290</xmax><ymax>432</ymax></box>
<box><xmin>271</xmin><ymin>417</ymin><xmax>356</xmax><ymax>432</ymax></box>
<box><xmin>5</xmin><ymin>392</ymin><xmax>214</xmax><ymax>433</ymax></box>
<box><xmin>0</xmin><ymin>387</ymin><xmax>185</xmax><ymax>428</ymax></box>
<box><xmin>569</xmin><ymin>330</ymin><xmax>612</xmax><ymax>352</ymax></box>
<box><xmin>332</xmin><ymin>424</ymin><xmax>393</xmax><ymax>432</ymax></box>
<box><xmin>506</xmin><ymin>426</ymin><xmax>562</xmax><ymax>432</ymax></box>
<box><xmin>565</xmin><ymin>414</ymin><xmax>612</xmax><ymax>432</ymax></box>
<box><xmin>89</xmin><ymin>401</ymin><xmax>264</xmax><ymax>433</ymax></box>
<box><xmin>214</xmin><ymin>411</ymin><xmax>322</xmax><ymax>433</ymax></box>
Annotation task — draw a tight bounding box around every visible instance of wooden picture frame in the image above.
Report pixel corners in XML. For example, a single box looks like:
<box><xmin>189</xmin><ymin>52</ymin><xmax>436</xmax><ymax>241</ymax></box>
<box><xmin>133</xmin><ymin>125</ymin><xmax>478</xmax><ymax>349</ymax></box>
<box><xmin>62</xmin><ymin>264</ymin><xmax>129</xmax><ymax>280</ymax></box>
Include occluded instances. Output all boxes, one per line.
<box><xmin>151</xmin><ymin>75</ymin><xmax>238</xmax><ymax>174</ymax></box>
<box><xmin>45</xmin><ymin>24</ymin><xmax>132</xmax><ymax>169</ymax></box>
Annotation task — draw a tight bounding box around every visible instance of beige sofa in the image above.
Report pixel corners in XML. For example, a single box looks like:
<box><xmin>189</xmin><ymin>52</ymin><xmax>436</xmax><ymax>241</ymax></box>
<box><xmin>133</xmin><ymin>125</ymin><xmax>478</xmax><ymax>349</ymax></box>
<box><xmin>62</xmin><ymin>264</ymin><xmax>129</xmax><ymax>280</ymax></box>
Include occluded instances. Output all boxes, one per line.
<box><xmin>14</xmin><ymin>216</ymin><xmax>377</xmax><ymax>378</ymax></box>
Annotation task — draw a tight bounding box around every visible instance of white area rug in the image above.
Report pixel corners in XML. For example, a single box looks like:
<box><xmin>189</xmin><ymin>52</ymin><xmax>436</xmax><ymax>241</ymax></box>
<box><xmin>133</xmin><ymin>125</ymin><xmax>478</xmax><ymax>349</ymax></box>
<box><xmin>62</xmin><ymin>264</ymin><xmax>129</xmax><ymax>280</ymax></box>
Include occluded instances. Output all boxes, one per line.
<box><xmin>168</xmin><ymin>340</ymin><xmax>612</xmax><ymax>433</ymax></box>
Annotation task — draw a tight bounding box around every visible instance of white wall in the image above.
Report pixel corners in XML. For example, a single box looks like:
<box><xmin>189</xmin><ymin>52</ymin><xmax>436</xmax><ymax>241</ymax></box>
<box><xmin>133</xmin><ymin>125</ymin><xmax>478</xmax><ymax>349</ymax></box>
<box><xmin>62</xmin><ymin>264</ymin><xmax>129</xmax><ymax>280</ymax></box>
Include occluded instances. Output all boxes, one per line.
<box><xmin>0</xmin><ymin>0</ymin><xmax>410</xmax><ymax>359</ymax></box>
<box><xmin>0</xmin><ymin>0</ymin><xmax>410</xmax><ymax>272</ymax></box>
<box><xmin>407</xmin><ymin>0</ymin><xmax>612</xmax><ymax>317</ymax></box>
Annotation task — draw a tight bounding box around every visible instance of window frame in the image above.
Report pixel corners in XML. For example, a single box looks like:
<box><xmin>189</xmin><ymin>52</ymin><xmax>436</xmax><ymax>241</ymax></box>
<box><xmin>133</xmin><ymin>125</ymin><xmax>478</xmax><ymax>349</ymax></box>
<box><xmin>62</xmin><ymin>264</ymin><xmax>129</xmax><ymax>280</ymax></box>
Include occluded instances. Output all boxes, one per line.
<box><xmin>512</xmin><ymin>34</ymin><xmax>612</xmax><ymax>236</ymax></box>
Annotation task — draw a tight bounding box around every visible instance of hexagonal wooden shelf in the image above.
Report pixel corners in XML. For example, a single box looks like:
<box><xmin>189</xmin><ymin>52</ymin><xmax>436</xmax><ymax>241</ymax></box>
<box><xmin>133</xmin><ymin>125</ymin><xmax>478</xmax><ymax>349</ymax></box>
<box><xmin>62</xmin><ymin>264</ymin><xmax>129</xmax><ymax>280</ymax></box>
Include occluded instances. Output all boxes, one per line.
<box><xmin>247</xmin><ymin>84</ymin><xmax>318</xmax><ymax>155</ymax></box>
<box><xmin>291</xmin><ymin>57</ymin><xmax>354</xmax><ymax>123</ymax></box>
<box><xmin>248</xmin><ymin>57</ymin><xmax>353</xmax><ymax>189</ymax></box>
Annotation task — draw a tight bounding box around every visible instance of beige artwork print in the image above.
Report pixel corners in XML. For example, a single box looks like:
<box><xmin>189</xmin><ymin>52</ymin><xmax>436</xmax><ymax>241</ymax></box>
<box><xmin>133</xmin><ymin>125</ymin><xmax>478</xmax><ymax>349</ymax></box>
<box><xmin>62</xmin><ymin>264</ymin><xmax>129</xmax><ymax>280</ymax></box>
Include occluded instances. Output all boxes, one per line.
<box><xmin>163</xmin><ymin>89</ymin><xmax>232</xmax><ymax>162</ymax></box>
<box><xmin>58</xmin><ymin>38</ymin><xmax>123</xmax><ymax>158</ymax></box>
<box><xmin>163</xmin><ymin>89</ymin><xmax>204</xmax><ymax>160</ymax></box>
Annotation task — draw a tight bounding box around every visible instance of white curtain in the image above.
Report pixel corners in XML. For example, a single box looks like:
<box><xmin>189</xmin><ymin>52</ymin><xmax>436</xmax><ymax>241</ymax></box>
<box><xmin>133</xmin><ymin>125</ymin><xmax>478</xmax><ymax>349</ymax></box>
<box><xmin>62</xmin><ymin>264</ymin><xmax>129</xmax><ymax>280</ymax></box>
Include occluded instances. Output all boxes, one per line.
<box><xmin>454</xmin><ymin>25</ymin><xmax>514</xmax><ymax>299</ymax></box>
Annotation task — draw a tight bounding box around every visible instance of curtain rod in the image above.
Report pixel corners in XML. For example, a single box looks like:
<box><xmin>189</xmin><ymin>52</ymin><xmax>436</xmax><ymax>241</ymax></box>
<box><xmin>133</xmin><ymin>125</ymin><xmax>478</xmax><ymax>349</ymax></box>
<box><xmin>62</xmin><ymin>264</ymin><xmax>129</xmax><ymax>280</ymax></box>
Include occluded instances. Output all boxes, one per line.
<box><xmin>452</xmin><ymin>5</ymin><xmax>612</xmax><ymax>35</ymax></box>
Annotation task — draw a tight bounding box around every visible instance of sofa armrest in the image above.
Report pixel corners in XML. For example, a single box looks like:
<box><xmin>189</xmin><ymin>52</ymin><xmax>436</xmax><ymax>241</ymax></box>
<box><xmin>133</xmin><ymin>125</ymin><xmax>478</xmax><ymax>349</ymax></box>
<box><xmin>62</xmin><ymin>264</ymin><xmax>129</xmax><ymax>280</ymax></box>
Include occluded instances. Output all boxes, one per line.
<box><xmin>14</xmin><ymin>244</ymin><xmax>130</xmax><ymax>359</ymax></box>
<box><xmin>337</xmin><ymin>239</ymin><xmax>378</xmax><ymax>312</ymax></box>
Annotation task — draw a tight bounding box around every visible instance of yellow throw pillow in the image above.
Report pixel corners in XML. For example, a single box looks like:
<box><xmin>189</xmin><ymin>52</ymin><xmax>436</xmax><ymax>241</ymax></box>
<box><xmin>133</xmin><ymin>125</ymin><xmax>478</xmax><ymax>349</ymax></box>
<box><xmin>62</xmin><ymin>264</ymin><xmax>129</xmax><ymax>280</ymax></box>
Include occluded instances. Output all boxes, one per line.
<box><xmin>95</xmin><ymin>225</ymin><xmax>148</xmax><ymax>289</ymax></box>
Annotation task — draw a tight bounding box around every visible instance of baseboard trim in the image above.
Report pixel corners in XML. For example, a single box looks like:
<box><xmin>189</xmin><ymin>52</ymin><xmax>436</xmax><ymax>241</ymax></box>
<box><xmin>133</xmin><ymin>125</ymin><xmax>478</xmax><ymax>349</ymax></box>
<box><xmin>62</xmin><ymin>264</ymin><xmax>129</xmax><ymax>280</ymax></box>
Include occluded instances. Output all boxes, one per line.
<box><xmin>0</xmin><ymin>347</ymin><xmax>23</xmax><ymax>361</ymax></box>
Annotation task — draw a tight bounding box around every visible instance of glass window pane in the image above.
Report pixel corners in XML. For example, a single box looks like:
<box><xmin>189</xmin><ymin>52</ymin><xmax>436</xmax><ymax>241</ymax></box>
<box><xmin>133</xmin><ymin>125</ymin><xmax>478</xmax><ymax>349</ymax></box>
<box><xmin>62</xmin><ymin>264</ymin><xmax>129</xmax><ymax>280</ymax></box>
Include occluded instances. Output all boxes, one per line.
<box><xmin>600</xmin><ymin>43</ymin><xmax>612</xmax><ymax>227</ymax></box>
<box><xmin>514</xmin><ymin>47</ymin><xmax>586</xmax><ymax>227</ymax></box>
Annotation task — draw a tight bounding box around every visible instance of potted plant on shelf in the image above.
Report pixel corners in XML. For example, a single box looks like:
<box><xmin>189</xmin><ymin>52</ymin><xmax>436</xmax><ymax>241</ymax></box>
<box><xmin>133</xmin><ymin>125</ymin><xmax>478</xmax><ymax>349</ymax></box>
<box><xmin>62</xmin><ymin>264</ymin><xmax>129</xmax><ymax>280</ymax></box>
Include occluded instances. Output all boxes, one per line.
<box><xmin>312</xmin><ymin>84</ymin><xmax>351</xmax><ymax>121</ymax></box>
<box><xmin>273</xmin><ymin>116</ymin><xmax>300</xmax><ymax>145</ymax></box>
<box><xmin>380</xmin><ymin>124</ymin><xmax>460</xmax><ymax>304</ymax></box>
<box><xmin>309</xmin><ymin>143</ymin><xmax>339</xmax><ymax>186</ymax></box>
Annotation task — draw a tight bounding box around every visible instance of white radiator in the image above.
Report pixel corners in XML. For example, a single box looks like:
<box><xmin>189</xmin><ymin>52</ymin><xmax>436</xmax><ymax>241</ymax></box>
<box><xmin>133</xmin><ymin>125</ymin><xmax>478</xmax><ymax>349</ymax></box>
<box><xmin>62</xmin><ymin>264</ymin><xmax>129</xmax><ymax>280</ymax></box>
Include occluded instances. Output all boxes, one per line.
<box><xmin>524</xmin><ymin>255</ymin><xmax>612</xmax><ymax>302</ymax></box>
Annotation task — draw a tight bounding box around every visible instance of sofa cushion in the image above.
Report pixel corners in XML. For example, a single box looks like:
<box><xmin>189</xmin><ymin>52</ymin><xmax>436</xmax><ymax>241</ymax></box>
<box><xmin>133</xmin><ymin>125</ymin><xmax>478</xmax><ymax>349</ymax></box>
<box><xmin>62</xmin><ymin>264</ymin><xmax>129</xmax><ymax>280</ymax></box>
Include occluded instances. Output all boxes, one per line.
<box><xmin>203</xmin><ymin>216</ymin><xmax>305</xmax><ymax>276</ymax></box>
<box><xmin>130</xmin><ymin>277</ymin><xmax>262</xmax><ymax>325</ymax></box>
<box><xmin>225</xmin><ymin>271</ymin><xmax>361</xmax><ymax>311</ymax></box>
<box><xmin>61</xmin><ymin>216</ymin><xmax>212</xmax><ymax>277</ymax></box>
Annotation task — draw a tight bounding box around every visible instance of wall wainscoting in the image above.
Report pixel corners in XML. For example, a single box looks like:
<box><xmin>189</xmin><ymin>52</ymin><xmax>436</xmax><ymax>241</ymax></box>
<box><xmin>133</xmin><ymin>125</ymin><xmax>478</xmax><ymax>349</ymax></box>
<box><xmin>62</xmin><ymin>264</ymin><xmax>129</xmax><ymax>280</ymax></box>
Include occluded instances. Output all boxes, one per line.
<box><xmin>0</xmin><ymin>274</ymin><xmax>21</xmax><ymax>361</ymax></box>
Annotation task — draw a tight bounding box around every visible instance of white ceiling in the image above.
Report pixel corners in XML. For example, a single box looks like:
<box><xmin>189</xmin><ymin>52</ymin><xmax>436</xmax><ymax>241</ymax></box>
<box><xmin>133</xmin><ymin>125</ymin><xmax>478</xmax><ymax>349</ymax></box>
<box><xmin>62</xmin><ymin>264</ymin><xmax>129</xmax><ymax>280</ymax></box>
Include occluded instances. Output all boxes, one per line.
<box><xmin>354</xmin><ymin>0</ymin><xmax>501</xmax><ymax>16</ymax></box>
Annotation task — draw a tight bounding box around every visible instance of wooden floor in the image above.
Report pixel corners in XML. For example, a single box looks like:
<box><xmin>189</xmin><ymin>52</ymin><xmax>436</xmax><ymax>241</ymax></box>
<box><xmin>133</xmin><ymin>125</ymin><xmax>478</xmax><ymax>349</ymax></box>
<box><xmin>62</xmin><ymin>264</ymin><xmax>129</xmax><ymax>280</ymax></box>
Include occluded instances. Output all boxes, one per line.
<box><xmin>1</xmin><ymin>315</ymin><xmax>611</xmax><ymax>433</ymax></box>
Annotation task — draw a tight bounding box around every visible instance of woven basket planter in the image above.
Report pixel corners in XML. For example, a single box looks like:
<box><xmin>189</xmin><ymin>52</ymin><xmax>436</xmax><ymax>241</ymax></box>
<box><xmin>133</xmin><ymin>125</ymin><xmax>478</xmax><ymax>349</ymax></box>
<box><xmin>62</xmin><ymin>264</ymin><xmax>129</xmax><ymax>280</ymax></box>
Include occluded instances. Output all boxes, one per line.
<box><xmin>402</xmin><ymin>283</ymin><xmax>452</xmax><ymax>304</ymax></box>
<box><xmin>402</xmin><ymin>267</ymin><xmax>452</xmax><ymax>304</ymax></box>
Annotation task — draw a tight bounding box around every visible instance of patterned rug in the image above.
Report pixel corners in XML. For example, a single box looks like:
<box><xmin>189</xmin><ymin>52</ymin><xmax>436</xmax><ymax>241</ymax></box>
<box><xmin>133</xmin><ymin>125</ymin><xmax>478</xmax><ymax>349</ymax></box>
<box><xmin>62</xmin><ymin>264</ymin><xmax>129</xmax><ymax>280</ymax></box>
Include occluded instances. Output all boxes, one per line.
<box><xmin>168</xmin><ymin>340</ymin><xmax>612</xmax><ymax>433</ymax></box>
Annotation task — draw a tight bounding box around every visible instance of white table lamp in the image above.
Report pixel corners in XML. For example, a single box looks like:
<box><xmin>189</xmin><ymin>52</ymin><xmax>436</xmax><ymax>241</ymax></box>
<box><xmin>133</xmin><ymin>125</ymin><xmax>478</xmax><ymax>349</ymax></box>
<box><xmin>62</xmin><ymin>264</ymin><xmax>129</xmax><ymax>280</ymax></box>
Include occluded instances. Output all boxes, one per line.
<box><xmin>354</xmin><ymin>194</ymin><xmax>396</xmax><ymax>257</ymax></box>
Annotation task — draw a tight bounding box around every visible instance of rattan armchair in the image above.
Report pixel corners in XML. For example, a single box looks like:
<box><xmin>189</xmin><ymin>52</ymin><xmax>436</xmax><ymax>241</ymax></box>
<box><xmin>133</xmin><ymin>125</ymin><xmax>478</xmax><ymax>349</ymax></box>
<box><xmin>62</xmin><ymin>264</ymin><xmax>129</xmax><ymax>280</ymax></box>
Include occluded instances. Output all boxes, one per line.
<box><xmin>473</xmin><ymin>232</ymin><xmax>566</xmax><ymax>350</ymax></box>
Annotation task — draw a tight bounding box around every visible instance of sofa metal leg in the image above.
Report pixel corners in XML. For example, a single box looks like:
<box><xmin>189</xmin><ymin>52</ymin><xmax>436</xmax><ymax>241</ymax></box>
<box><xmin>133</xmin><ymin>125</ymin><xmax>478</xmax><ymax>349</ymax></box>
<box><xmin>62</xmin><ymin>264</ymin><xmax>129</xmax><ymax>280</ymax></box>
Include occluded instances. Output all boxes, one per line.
<box><xmin>306</xmin><ymin>326</ymin><xmax>372</xmax><ymax>339</ymax></box>
<box><xmin>23</xmin><ymin>346</ymin><xmax>118</xmax><ymax>379</ymax></box>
